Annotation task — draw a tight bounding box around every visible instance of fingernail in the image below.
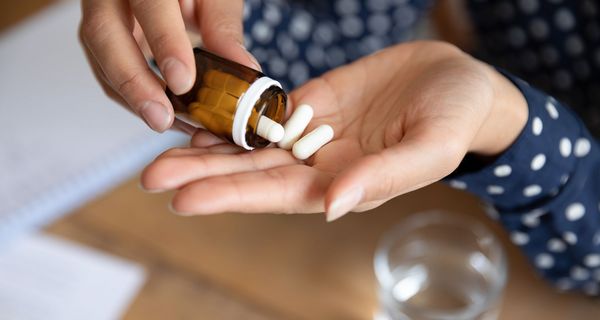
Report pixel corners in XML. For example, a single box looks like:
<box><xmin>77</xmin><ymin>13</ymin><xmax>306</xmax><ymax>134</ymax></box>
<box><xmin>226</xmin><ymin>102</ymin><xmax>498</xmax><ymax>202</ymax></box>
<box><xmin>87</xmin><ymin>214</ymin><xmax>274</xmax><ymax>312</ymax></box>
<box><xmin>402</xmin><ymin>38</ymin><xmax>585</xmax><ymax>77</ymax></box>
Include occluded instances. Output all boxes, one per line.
<box><xmin>140</xmin><ymin>101</ymin><xmax>171</xmax><ymax>132</ymax></box>
<box><xmin>137</xmin><ymin>181</ymin><xmax>167</xmax><ymax>193</ymax></box>
<box><xmin>168</xmin><ymin>202</ymin><xmax>187</xmax><ymax>216</ymax></box>
<box><xmin>162</xmin><ymin>58</ymin><xmax>193</xmax><ymax>94</ymax></box>
<box><xmin>239</xmin><ymin>43</ymin><xmax>262</xmax><ymax>71</ymax></box>
<box><xmin>326</xmin><ymin>187</ymin><xmax>363</xmax><ymax>222</ymax></box>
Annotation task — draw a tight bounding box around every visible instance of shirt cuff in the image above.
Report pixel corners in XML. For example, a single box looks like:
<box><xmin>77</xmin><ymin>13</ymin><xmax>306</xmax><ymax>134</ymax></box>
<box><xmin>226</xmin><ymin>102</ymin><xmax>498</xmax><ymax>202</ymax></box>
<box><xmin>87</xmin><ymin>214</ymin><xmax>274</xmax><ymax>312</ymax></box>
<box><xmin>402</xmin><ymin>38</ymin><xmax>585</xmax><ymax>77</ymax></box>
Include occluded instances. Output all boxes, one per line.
<box><xmin>445</xmin><ymin>71</ymin><xmax>585</xmax><ymax>213</ymax></box>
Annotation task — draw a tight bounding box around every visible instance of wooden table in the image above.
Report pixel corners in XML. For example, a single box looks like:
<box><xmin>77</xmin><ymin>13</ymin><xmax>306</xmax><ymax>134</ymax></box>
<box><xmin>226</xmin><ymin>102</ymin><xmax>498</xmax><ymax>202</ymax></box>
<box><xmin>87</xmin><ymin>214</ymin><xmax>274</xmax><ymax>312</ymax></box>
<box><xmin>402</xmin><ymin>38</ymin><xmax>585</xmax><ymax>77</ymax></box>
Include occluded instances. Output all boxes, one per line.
<box><xmin>5</xmin><ymin>1</ymin><xmax>600</xmax><ymax>319</ymax></box>
<box><xmin>44</xmin><ymin>180</ymin><xmax>600</xmax><ymax>320</ymax></box>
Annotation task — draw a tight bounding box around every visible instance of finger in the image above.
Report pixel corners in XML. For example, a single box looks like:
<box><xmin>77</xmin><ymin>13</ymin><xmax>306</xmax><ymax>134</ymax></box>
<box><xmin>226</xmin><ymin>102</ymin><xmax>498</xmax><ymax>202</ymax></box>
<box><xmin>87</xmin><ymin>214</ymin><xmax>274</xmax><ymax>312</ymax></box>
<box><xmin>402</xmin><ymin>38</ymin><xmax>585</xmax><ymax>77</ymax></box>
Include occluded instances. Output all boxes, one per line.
<box><xmin>325</xmin><ymin>128</ymin><xmax>467</xmax><ymax>221</ymax></box>
<box><xmin>190</xmin><ymin>130</ymin><xmax>228</xmax><ymax>147</ymax></box>
<box><xmin>154</xmin><ymin>145</ymin><xmax>241</xmax><ymax>161</ymax></box>
<box><xmin>130</xmin><ymin>0</ymin><xmax>195</xmax><ymax>95</ymax></box>
<box><xmin>132</xmin><ymin>19</ymin><xmax>153</xmax><ymax>58</ymax></box>
<box><xmin>171</xmin><ymin>165</ymin><xmax>331</xmax><ymax>215</ymax></box>
<box><xmin>78</xmin><ymin>25</ymin><xmax>128</xmax><ymax>107</ymax></box>
<box><xmin>179</xmin><ymin>0</ymin><xmax>197</xmax><ymax>29</ymax></box>
<box><xmin>196</xmin><ymin>0</ymin><xmax>261</xmax><ymax>70</ymax></box>
<box><xmin>171</xmin><ymin>118</ymin><xmax>198</xmax><ymax>136</ymax></box>
<box><xmin>141</xmin><ymin>148</ymin><xmax>298</xmax><ymax>191</ymax></box>
<box><xmin>353</xmin><ymin>200</ymin><xmax>386</xmax><ymax>213</ymax></box>
<box><xmin>81</xmin><ymin>0</ymin><xmax>173</xmax><ymax>132</ymax></box>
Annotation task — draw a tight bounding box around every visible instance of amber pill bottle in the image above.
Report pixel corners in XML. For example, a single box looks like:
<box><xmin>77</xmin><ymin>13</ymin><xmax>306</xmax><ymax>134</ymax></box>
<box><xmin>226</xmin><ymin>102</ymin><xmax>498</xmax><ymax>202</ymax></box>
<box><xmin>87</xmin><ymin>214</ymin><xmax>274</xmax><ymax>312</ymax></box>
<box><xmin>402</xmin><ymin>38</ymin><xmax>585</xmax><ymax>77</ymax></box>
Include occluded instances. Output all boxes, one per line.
<box><xmin>166</xmin><ymin>48</ymin><xmax>287</xmax><ymax>150</ymax></box>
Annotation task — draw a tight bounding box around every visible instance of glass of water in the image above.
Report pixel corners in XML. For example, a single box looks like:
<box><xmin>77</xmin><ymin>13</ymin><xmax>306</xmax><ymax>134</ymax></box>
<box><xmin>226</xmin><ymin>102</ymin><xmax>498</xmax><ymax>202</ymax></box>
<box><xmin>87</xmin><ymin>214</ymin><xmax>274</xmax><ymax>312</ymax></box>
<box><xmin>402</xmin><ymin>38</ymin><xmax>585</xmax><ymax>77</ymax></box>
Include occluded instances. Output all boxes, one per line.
<box><xmin>374</xmin><ymin>211</ymin><xmax>507</xmax><ymax>320</ymax></box>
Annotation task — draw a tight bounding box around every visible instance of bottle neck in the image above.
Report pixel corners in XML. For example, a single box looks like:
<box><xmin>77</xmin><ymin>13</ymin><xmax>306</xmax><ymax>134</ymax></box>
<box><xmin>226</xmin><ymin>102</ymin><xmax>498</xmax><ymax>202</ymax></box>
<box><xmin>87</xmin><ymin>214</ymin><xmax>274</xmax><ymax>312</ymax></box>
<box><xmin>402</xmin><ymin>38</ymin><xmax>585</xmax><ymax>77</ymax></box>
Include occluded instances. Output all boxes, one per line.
<box><xmin>232</xmin><ymin>76</ymin><xmax>282</xmax><ymax>150</ymax></box>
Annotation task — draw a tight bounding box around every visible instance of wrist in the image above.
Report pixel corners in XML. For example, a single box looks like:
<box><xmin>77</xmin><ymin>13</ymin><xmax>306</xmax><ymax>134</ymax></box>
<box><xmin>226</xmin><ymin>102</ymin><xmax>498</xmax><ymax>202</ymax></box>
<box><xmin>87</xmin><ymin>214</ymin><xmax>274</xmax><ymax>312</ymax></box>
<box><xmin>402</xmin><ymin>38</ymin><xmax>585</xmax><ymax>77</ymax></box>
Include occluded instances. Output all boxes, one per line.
<box><xmin>469</xmin><ymin>66</ymin><xmax>528</xmax><ymax>156</ymax></box>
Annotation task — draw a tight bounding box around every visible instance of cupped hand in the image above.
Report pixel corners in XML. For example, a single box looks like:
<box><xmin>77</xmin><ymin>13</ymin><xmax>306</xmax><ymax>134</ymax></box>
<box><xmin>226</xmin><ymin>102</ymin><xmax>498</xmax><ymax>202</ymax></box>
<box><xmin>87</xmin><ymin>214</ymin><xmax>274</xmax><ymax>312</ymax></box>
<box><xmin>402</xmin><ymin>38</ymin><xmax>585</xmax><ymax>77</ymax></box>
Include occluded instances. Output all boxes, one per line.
<box><xmin>141</xmin><ymin>41</ymin><xmax>528</xmax><ymax>221</ymax></box>
<box><xmin>79</xmin><ymin>0</ymin><xmax>258</xmax><ymax>132</ymax></box>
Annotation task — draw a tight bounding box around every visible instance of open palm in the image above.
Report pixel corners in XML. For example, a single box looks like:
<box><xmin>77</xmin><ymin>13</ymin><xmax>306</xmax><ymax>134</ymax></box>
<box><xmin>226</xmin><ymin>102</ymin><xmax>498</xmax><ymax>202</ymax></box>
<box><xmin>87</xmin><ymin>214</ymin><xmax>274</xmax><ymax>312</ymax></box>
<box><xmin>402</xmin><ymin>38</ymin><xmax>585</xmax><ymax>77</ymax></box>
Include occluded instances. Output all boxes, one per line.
<box><xmin>141</xmin><ymin>41</ymin><xmax>501</xmax><ymax>219</ymax></box>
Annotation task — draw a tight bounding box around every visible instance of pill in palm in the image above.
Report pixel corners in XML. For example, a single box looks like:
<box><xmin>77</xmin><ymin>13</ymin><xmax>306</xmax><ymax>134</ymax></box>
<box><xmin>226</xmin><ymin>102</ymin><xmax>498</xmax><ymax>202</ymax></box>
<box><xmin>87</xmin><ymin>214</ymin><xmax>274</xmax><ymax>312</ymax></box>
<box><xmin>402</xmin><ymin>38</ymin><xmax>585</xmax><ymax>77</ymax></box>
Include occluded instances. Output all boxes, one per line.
<box><xmin>277</xmin><ymin>104</ymin><xmax>314</xmax><ymax>150</ymax></box>
<box><xmin>292</xmin><ymin>124</ymin><xmax>334</xmax><ymax>160</ymax></box>
<box><xmin>257</xmin><ymin>115</ymin><xmax>285</xmax><ymax>143</ymax></box>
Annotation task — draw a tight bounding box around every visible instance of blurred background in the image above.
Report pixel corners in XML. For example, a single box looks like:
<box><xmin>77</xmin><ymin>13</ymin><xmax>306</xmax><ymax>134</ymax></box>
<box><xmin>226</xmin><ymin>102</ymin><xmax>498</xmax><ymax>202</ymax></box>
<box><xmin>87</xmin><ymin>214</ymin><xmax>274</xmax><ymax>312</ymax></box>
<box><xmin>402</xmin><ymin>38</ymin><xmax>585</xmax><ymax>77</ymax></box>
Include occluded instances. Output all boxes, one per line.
<box><xmin>1</xmin><ymin>0</ymin><xmax>599</xmax><ymax>319</ymax></box>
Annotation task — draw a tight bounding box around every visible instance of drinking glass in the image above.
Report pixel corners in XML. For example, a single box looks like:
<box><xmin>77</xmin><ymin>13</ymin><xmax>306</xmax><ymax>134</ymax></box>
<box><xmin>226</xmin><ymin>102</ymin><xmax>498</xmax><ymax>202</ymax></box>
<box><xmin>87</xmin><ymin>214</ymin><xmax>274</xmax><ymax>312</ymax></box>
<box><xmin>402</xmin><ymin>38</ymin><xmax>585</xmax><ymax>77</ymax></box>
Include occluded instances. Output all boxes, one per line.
<box><xmin>374</xmin><ymin>211</ymin><xmax>507</xmax><ymax>320</ymax></box>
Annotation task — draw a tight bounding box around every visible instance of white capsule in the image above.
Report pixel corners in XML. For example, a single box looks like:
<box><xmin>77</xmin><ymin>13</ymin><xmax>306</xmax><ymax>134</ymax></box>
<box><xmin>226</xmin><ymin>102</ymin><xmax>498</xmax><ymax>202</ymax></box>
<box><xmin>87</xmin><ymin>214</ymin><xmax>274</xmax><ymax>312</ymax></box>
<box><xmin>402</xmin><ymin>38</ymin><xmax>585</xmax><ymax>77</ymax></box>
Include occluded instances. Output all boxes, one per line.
<box><xmin>292</xmin><ymin>124</ymin><xmax>334</xmax><ymax>160</ymax></box>
<box><xmin>256</xmin><ymin>115</ymin><xmax>285</xmax><ymax>143</ymax></box>
<box><xmin>277</xmin><ymin>104</ymin><xmax>314</xmax><ymax>150</ymax></box>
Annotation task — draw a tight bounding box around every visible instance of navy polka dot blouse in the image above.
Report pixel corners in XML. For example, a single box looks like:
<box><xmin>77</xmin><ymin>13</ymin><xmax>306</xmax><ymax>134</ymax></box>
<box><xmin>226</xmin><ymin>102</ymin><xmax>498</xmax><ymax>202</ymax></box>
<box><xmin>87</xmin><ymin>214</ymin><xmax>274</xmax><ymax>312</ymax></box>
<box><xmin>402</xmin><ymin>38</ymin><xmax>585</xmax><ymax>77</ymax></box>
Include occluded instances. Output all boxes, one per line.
<box><xmin>241</xmin><ymin>0</ymin><xmax>600</xmax><ymax>294</ymax></box>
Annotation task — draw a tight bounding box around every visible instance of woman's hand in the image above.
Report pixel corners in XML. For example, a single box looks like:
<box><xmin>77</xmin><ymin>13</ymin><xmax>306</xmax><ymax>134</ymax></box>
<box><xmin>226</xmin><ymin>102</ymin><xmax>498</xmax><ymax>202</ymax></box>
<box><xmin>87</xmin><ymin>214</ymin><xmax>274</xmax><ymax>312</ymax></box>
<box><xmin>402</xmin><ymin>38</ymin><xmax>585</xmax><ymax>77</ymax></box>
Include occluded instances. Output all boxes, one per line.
<box><xmin>141</xmin><ymin>41</ymin><xmax>528</xmax><ymax>221</ymax></box>
<box><xmin>79</xmin><ymin>0</ymin><xmax>258</xmax><ymax>132</ymax></box>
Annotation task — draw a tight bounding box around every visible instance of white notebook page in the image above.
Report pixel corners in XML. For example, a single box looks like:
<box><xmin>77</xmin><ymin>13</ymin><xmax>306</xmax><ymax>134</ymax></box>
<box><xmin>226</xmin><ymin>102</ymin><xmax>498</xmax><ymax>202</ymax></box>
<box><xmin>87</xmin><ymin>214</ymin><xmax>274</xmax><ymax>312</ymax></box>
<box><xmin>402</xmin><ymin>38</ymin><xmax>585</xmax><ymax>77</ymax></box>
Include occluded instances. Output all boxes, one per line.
<box><xmin>0</xmin><ymin>233</ymin><xmax>145</xmax><ymax>320</ymax></box>
<box><xmin>0</xmin><ymin>0</ymin><xmax>186</xmax><ymax>242</ymax></box>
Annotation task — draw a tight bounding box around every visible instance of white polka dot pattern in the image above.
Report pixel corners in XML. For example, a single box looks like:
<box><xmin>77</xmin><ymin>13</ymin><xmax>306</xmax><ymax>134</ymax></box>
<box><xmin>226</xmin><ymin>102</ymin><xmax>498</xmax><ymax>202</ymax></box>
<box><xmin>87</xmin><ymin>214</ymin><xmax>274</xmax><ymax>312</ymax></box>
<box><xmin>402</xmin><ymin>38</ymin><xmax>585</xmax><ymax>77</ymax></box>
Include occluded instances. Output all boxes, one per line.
<box><xmin>511</xmin><ymin>231</ymin><xmax>530</xmax><ymax>245</ymax></box>
<box><xmin>524</xmin><ymin>184</ymin><xmax>542</xmax><ymax>197</ymax></box>
<box><xmin>584</xmin><ymin>254</ymin><xmax>600</xmax><ymax>268</ymax></box>
<box><xmin>535</xmin><ymin>253</ymin><xmax>555</xmax><ymax>269</ymax></box>
<box><xmin>486</xmin><ymin>185</ymin><xmax>504</xmax><ymax>195</ymax></box>
<box><xmin>565</xmin><ymin>202</ymin><xmax>585</xmax><ymax>221</ymax></box>
<box><xmin>483</xmin><ymin>203</ymin><xmax>500</xmax><ymax>220</ymax></box>
<box><xmin>494</xmin><ymin>165</ymin><xmax>512</xmax><ymax>177</ymax></box>
<box><xmin>574</xmin><ymin>138</ymin><xmax>591</xmax><ymax>157</ymax></box>
<box><xmin>518</xmin><ymin>0</ymin><xmax>539</xmax><ymax>15</ymax></box>
<box><xmin>529</xmin><ymin>18</ymin><xmax>548</xmax><ymax>39</ymax></box>
<box><xmin>449</xmin><ymin>180</ymin><xmax>467</xmax><ymax>190</ymax></box>
<box><xmin>546</xmin><ymin>100</ymin><xmax>559</xmax><ymax>119</ymax></box>
<box><xmin>531</xmin><ymin>154</ymin><xmax>546</xmax><ymax>170</ymax></box>
<box><xmin>441</xmin><ymin>60</ymin><xmax>600</xmax><ymax>293</ymax></box>
<box><xmin>556</xmin><ymin>278</ymin><xmax>574</xmax><ymax>291</ymax></box>
<box><xmin>532</xmin><ymin>117</ymin><xmax>543</xmax><ymax>135</ymax></box>
<box><xmin>563</xmin><ymin>232</ymin><xmax>578</xmax><ymax>245</ymax></box>
<box><xmin>559</xmin><ymin>138</ymin><xmax>572</xmax><ymax>157</ymax></box>
<box><xmin>554</xmin><ymin>8</ymin><xmax>575</xmax><ymax>31</ymax></box>
<box><xmin>522</xmin><ymin>209</ymin><xmax>545</xmax><ymax>227</ymax></box>
<box><xmin>571</xmin><ymin>266</ymin><xmax>590</xmax><ymax>281</ymax></box>
<box><xmin>548</xmin><ymin>238</ymin><xmax>566</xmax><ymax>252</ymax></box>
<box><xmin>467</xmin><ymin>0</ymin><xmax>600</xmax><ymax>137</ymax></box>
<box><xmin>243</xmin><ymin>0</ymin><xmax>431</xmax><ymax>90</ymax></box>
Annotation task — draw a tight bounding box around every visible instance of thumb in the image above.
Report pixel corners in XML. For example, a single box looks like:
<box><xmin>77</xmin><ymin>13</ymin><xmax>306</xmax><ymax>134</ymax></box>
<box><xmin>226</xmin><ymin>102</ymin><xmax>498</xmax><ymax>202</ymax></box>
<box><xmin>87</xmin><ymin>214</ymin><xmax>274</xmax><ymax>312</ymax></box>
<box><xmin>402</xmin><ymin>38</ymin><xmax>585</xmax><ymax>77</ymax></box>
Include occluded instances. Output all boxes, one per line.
<box><xmin>324</xmin><ymin>131</ymin><xmax>466</xmax><ymax>222</ymax></box>
<box><xmin>196</xmin><ymin>0</ymin><xmax>261</xmax><ymax>71</ymax></box>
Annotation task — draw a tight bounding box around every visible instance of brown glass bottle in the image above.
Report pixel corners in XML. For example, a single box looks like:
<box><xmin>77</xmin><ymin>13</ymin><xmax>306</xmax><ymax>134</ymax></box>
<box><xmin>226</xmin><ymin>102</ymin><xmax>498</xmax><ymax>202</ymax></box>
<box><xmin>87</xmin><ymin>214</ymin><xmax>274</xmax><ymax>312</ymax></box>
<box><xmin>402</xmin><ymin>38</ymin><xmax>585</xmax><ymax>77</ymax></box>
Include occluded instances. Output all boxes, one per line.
<box><xmin>166</xmin><ymin>48</ymin><xmax>287</xmax><ymax>150</ymax></box>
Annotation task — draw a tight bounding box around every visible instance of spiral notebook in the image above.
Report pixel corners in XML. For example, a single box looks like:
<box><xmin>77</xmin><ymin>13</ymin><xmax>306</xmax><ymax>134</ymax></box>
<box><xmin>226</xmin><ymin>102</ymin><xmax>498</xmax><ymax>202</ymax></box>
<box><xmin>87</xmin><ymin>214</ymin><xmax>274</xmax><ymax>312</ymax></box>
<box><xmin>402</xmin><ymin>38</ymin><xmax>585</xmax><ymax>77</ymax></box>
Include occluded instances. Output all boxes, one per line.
<box><xmin>0</xmin><ymin>0</ymin><xmax>186</xmax><ymax>243</ymax></box>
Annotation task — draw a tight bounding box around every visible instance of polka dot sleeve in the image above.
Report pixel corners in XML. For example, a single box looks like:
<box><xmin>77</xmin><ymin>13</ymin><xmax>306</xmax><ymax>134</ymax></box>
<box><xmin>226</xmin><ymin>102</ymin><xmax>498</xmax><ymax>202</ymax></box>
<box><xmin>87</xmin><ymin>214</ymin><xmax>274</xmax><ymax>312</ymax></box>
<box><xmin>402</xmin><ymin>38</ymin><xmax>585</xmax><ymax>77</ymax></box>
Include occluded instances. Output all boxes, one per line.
<box><xmin>447</xmin><ymin>71</ymin><xmax>600</xmax><ymax>294</ymax></box>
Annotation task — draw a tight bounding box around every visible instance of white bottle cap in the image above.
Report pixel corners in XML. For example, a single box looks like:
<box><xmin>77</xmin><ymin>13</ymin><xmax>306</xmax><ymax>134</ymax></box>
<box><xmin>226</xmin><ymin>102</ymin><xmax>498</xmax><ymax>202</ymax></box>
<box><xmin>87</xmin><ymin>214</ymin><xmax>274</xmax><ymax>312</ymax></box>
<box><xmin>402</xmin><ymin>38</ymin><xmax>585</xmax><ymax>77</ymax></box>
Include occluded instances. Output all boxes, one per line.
<box><xmin>232</xmin><ymin>76</ymin><xmax>282</xmax><ymax>150</ymax></box>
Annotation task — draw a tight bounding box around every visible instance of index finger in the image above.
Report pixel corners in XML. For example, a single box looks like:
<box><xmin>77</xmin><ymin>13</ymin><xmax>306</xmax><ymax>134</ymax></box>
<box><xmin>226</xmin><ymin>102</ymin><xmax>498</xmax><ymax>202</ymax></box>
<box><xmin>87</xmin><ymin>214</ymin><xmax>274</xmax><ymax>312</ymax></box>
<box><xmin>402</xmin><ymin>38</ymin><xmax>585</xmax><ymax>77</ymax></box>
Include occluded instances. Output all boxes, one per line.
<box><xmin>129</xmin><ymin>0</ymin><xmax>196</xmax><ymax>95</ymax></box>
<box><xmin>196</xmin><ymin>0</ymin><xmax>261</xmax><ymax>70</ymax></box>
<box><xmin>81</xmin><ymin>0</ymin><xmax>174</xmax><ymax>132</ymax></box>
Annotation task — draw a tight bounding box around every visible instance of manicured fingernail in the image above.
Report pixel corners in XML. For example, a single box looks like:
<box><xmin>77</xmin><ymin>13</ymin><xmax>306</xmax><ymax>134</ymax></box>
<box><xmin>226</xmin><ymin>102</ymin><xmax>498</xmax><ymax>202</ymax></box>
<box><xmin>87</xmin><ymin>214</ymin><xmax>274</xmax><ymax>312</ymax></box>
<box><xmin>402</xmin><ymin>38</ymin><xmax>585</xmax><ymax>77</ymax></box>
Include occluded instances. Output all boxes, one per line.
<box><xmin>326</xmin><ymin>187</ymin><xmax>363</xmax><ymax>222</ymax></box>
<box><xmin>140</xmin><ymin>101</ymin><xmax>171</xmax><ymax>132</ymax></box>
<box><xmin>162</xmin><ymin>58</ymin><xmax>193</xmax><ymax>94</ymax></box>
<box><xmin>239</xmin><ymin>43</ymin><xmax>262</xmax><ymax>71</ymax></box>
